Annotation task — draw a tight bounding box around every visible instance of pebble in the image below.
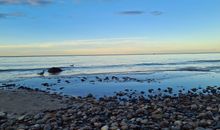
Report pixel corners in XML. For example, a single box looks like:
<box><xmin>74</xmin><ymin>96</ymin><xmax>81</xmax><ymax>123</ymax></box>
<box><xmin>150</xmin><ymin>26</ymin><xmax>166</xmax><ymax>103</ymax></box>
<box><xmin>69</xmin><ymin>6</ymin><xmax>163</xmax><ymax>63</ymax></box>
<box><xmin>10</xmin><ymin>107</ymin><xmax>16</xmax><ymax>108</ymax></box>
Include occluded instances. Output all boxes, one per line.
<box><xmin>140</xmin><ymin>119</ymin><xmax>148</xmax><ymax>124</ymax></box>
<box><xmin>191</xmin><ymin>104</ymin><xmax>198</xmax><ymax>110</ymax></box>
<box><xmin>0</xmin><ymin>112</ymin><xmax>6</xmax><ymax>119</ymax></box>
<box><xmin>44</xmin><ymin>124</ymin><xmax>52</xmax><ymax>130</ymax></box>
<box><xmin>0</xmin><ymin>86</ymin><xmax>219</xmax><ymax>130</ymax></box>
<box><xmin>101</xmin><ymin>125</ymin><xmax>109</xmax><ymax>130</ymax></box>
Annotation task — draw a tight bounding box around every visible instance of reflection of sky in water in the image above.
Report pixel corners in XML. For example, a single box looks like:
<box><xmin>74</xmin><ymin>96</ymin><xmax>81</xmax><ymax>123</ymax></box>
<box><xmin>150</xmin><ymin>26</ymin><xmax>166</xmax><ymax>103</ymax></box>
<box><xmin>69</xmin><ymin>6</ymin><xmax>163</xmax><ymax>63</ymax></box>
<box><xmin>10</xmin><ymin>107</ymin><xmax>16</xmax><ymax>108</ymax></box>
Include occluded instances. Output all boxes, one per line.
<box><xmin>0</xmin><ymin>53</ymin><xmax>220</xmax><ymax>82</ymax></box>
<box><xmin>11</xmin><ymin>71</ymin><xmax>220</xmax><ymax>97</ymax></box>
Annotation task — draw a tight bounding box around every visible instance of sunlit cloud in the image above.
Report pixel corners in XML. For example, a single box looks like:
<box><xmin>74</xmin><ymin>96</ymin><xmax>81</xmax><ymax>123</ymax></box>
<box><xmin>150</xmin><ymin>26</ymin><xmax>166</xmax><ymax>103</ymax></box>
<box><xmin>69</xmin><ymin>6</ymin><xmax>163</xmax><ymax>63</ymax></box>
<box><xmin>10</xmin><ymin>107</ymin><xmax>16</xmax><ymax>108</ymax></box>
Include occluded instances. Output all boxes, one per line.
<box><xmin>1</xmin><ymin>37</ymin><xmax>219</xmax><ymax>56</ymax></box>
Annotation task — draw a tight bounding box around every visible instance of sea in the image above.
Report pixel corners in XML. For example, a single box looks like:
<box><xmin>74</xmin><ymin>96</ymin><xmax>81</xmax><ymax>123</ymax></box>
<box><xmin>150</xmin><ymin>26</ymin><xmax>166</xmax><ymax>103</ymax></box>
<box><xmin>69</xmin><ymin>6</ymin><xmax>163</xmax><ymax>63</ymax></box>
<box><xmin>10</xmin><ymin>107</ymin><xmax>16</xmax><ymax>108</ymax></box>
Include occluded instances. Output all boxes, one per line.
<box><xmin>0</xmin><ymin>53</ymin><xmax>220</xmax><ymax>96</ymax></box>
<box><xmin>0</xmin><ymin>53</ymin><xmax>220</xmax><ymax>82</ymax></box>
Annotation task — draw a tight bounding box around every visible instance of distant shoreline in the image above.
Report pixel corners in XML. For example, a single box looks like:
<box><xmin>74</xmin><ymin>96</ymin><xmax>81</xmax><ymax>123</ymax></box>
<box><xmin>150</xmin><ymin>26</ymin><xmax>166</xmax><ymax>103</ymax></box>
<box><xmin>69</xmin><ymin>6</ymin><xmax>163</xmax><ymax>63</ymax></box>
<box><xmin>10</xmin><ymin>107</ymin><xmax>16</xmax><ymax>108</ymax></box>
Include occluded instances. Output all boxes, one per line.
<box><xmin>0</xmin><ymin>51</ymin><xmax>220</xmax><ymax>58</ymax></box>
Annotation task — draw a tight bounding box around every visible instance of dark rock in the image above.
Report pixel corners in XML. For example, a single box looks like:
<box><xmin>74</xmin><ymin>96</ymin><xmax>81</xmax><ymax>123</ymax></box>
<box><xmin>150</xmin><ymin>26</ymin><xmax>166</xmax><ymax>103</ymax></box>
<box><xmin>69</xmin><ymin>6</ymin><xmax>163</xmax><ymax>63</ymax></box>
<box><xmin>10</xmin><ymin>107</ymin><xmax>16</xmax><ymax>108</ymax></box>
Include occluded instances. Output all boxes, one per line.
<box><xmin>42</xmin><ymin>83</ymin><xmax>50</xmax><ymax>87</ymax></box>
<box><xmin>48</xmin><ymin>67</ymin><xmax>63</xmax><ymax>74</ymax></box>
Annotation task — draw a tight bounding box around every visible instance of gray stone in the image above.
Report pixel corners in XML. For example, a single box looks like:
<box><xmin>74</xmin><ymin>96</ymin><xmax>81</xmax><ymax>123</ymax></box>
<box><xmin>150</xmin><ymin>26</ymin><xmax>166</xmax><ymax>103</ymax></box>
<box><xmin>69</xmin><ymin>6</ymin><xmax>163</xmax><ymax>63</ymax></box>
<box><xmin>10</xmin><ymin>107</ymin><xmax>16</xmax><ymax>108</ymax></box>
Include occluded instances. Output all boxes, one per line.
<box><xmin>44</xmin><ymin>124</ymin><xmax>52</xmax><ymax>130</ymax></box>
<box><xmin>101</xmin><ymin>125</ymin><xmax>109</xmax><ymax>130</ymax></box>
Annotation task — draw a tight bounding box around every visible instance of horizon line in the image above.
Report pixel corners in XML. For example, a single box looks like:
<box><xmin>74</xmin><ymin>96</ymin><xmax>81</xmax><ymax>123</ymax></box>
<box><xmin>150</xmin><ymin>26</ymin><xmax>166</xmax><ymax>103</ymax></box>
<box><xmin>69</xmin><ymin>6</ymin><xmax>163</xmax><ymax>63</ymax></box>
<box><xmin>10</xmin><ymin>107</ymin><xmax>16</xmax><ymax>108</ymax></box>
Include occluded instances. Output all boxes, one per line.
<box><xmin>0</xmin><ymin>51</ymin><xmax>220</xmax><ymax>57</ymax></box>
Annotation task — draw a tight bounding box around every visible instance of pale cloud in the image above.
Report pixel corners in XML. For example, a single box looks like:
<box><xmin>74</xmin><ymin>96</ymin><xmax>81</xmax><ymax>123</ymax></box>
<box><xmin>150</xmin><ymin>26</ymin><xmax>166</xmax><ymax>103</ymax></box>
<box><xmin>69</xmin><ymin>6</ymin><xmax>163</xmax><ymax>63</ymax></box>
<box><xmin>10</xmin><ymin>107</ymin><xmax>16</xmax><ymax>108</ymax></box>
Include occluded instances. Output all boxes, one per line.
<box><xmin>118</xmin><ymin>11</ymin><xmax>145</xmax><ymax>16</ymax></box>
<box><xmin>150</xmin><ymin>11</ymin><xmax>163</xmax><ymax>16</ymax></box>
<box><xmin>0</xmin><ymin>37</ymin><xmax>219</xmax><ymax>56</ymax></box>
<box><xmin>0</xmin><ymin>0</ymin><xmax>53</xmax><ymax>5</ymax></box>
<box><xmin>0</xmin><ymin>12</ymin><xmax>25</xmax><ymax>19</ymax></box>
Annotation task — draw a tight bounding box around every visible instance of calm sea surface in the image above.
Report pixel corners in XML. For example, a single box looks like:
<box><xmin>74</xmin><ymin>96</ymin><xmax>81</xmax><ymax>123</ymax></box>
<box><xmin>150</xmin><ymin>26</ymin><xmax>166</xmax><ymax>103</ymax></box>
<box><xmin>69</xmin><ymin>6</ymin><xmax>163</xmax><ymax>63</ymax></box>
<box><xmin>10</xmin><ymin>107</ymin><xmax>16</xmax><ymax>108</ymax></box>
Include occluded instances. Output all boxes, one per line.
<box><xmin>0</xmin><ymin>53</ymin><xmax>220</xmax><ymax>82</ymax></box>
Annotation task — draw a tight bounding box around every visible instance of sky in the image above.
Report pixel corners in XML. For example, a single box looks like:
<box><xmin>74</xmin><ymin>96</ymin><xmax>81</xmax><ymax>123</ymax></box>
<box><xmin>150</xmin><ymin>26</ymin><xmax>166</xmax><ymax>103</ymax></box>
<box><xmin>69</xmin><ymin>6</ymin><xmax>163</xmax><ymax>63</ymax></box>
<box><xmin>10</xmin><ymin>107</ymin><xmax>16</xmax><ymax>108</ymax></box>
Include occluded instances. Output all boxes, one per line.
<box><xmin>0</xmin><ymin>0</ymin><xmax>220</xmax><ymax>56</ymax></box>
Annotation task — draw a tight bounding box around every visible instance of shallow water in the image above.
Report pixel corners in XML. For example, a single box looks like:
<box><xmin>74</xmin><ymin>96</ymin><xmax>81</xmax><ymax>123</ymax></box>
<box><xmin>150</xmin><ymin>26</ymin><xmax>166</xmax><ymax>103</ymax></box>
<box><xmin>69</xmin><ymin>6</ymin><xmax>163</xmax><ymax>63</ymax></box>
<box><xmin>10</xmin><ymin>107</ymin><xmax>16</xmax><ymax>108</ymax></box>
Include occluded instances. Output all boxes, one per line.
<box><xmin>0</xmin><ymin>53</ymin><xmax>220</xmax><ymax>82</ymax></box>
<box><xmin>1</xmin><ymin>53</ymin><xmax>220</xmax><ymax>97</ymax></box>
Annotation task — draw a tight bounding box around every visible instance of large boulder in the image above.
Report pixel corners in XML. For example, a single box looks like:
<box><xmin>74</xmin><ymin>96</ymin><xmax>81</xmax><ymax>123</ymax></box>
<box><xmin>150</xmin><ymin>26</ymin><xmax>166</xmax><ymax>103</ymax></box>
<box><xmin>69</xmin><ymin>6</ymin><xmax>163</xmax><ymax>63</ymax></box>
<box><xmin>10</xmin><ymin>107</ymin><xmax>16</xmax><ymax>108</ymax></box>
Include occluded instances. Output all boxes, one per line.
<box><xmin>48</xmin><ymin>67</ymin><xmax>63</xmax><ymax>74</ymax></box>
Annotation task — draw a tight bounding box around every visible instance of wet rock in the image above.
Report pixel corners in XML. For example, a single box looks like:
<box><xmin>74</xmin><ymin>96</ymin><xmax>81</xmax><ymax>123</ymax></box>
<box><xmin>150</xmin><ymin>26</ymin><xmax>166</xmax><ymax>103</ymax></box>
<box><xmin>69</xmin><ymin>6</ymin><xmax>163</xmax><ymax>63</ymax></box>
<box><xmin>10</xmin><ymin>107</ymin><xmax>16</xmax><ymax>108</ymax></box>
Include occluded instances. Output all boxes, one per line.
<box><xmin>42</xmin><ymin>83</ymin><xmax>50</xmax><ymax>87</ymax></box>
<box><xmin>0</xmin><ymin>112</ymin><xmax>6</xmax><ymax>119</ymax></box>
<box><xmin>34</xmin><ymin>113</ymin><xmax>44</xmax><ymax>120</ymax></box>
<box><xmin>48</xmin><ymin>67</ymin><xmax>63</xmax><ymax>74</ymax></box>
<box><xmin>86</xmin><ymin>93</ymin><xmax>94</xmax><ymax>98</ymax></box>
<box><xmin>17</xmin><ymin>115</ymin><xmax>26</xmax><ymax>121</ymax></box>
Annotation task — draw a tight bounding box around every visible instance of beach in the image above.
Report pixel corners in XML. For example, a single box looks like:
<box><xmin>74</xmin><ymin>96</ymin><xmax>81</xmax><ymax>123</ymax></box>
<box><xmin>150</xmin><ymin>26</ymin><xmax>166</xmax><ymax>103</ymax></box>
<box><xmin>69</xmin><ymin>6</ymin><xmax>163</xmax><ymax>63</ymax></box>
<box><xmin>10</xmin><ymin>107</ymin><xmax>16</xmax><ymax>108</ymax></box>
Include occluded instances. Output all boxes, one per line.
<box><xmin>0</xmin><ymin>85</ymin><xmax>219</xmax><ymax>130</ymax></box>
<box><xmin>1</xmin><ymin>0</ymin><xmax>220</xmax><ymax>129</ymax></box>
<box><xmin>0</xmin><ymin>54</ymin><xmax>220</xmax><ymax>130</ymax></box>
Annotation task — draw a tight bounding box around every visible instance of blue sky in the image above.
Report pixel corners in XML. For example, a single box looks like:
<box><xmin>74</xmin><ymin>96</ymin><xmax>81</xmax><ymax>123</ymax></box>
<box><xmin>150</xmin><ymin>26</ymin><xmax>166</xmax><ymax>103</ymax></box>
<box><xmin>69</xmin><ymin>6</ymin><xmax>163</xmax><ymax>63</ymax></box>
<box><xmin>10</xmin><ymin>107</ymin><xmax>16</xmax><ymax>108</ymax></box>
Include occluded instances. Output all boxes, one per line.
<box><xmin>0</xmin><ymin>0</ymin><xmax>220</xmax><ymax>56</ymax></box>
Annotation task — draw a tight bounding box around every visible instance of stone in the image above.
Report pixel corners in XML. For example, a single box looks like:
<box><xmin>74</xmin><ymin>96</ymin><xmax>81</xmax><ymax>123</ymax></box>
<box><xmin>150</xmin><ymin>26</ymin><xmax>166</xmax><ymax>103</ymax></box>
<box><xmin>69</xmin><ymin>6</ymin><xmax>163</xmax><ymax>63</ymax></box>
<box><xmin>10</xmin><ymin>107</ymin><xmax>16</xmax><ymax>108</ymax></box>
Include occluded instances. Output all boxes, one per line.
<box><xmin>160</xmin><ymin>120</ymin><xmax>169</xmax><ymax>127</ymax></box>
<box><xmin>32</xmin><ymin>124</ymin><xmax>41</xmax><ymax>129</ymax></box>
<box><xmin>121</xmin><ymin>124</ymin><xmax>128</xmax><ymax>130</ymax></box>
<box><xmin>140</xmin><ymin>119</ymin><xmax>148</xmax><ymax>124</ymax></box>
<box><xmin>191</xmin><ymin>104</ymin><xmax>198</xmax><ymax>110</ymax></box>
<box><xmin>48</xmin><ymin>67</ymin><xmax>63</xmax><ymax>74</ymax></box>
<box><xmin>199</xmin><ymin>119</ymin><xmax>208</xmax><ymax>127</ymax></box>
<box><xmin>0</xmin><ymin>112</ymin><xmax>6</xmax><ymax>119</ymax></box>
<box><xmin>34</xmin><ymin>113</ymin><xmax>44</xmax><ymax>120</ymax></box>
<box><xmin>101</xmin><ymin>125</ymin><xmax>109</xmax><ymax>130</ymax></box>
<box><xmin>195</xmin><ymin>127</ymin><xmax>206</xmax><ymax>130</ymax></box>
<box><xmin>198</xmin><ymin>113</ymin><xmax>207</xmax><ymax>119</ymax></box>
<box><xmin>94</xmin><ymin>122</ymin><xmax>102</xmax><ymax>127</ymax></box>
<box><xmin>152</xmin><ymin>114</ymin><xmax>162</xmax><ymax>120</ymax></box>
<box><xmin>174</xmin><ymin>120</ymin><xmax>182</xmax><ymax>126</ymax></box>
<box><xmin>44</xmin><ymin>124</ymin><xmax>52</xmax><ymax>130</ymax></box>
<box><xmin>17</xmin><ymin>115</ymin><xmax>26</xmax><ymax>121</ymax></box>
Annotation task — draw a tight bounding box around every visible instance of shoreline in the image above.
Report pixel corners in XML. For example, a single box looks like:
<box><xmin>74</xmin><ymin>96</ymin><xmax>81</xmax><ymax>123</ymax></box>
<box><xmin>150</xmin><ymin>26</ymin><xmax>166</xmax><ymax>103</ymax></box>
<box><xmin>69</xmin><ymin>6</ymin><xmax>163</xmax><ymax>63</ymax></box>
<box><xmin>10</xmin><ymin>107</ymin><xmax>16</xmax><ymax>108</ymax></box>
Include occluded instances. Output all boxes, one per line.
<box><xmin>0</xmin><ymin>86</ymin><xmax>219</xmax><ymax>130</ymax></box>
<box><xmin>1</xmin><ymin>52</ymin><xmax>220</xmax><ymax>58</ymax></box>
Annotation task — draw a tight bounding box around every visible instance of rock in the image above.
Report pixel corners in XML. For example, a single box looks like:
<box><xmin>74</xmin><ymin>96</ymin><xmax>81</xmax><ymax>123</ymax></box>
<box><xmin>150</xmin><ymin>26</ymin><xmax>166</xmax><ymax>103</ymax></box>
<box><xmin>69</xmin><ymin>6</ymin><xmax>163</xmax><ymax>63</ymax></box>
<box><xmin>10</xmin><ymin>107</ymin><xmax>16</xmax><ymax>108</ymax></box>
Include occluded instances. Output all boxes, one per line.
<box><xmin>214</xmin><ymin>121</ymin><xmax>220</xmax><ymax>129</ymax></box>
<box><xmin>160</xmin><ymin>120</ymin><xmax>169</xmax><ymax>127</ymax></box>
<box><xmin>101</xmin><ymin>125</ymin><xmax>109</xmax><ymax>130</ymax></box>
<box><xmin>136</xmin><ymin>108</ymin><xmax>145</xmax><ymax>114</ymax></box>
<box><xmin>44</xmin><ymin>124</ymin><xmax>52</xmax><ymax>130</ymax></box>
<box><xmin>110</xmin><ymin>126</ymin><xmax>119</xmax><ymax>130</ymax></box>
<box><xmin>206</xmin><ymin>106</ymin><xmax>212</xmax><ymax>111</ymax></box>
<box><xmin>140</xmin><ymin>119</ymin><xmax>148</xmax><ymax>124</ymax></box>
<box><xmin>32</xmin><ymin>124</ymin><xmax>41</xmax><ymax>129</ymax></box>
<box><xmin>42</xmin><ymin>83</ymin><xmax>50</xmax><ymax>87</ymax></box>
<box><xmin>34</xmin><ymin>113</ymin><xmax>44</xmax><ymax>120</ymax></box>
<box><xmin>152</xmin><ymin>114</ymin><xmax>162</xmax><ymax>120</ymax></box>
<box><xmin>87</xmin><ymin>93</ymin><xmax>94</xmax><ymax>98</ymax></box>
<box><xmin>121</xmin><ymin>124</ymin><xmax>128</xmax><ymax>130</ymax></box>
<box><xmin>0</xmin><ymin>112</ymin><xmax>6</xmax><ymax>119</ymax></box>
<box><xmin>199</xmin><ymin>119</ymin><xmax>208</xmax><ymax>127</ymax></box>
<box><xmin>48</xmin><ymin>67</ymin><xmax>63</xmax><ymax>74</ymax></box>
<box><xmin>191</xmin><ymin>104</ymin><xmax>198</xmax><ymax>110</ymax></box>
<box><xmin>198</xmin><ymin>113</ymin><xmax>207</xmax><ymax>119</ymax></box>
<box><xmin>17</xmin><ymin>115</ymin><xmax>26</xmax><ymax>121</ymax></box>
<box><xmin>174</xmin><ymin>120</ymin><xmax>182</xmax><ymax>126</ymax></box>
<box><xmin>171</xmin><ymin>126</ymin><xmax>181</xmax><ymax>130</ymax></box>
<box><xmin>94</xmin><ymin>122</ymin><xmax>102</xmax><ymax>127</ymax></box>
<box><xmin>182</xmin><ymin>123</ymin><xmax>193</xmax><ymax>130</ymax></box>
<box><xmin>195</xmin><ymin>127</ymin><xmax>206</xmax><ymax>130</ymax></box>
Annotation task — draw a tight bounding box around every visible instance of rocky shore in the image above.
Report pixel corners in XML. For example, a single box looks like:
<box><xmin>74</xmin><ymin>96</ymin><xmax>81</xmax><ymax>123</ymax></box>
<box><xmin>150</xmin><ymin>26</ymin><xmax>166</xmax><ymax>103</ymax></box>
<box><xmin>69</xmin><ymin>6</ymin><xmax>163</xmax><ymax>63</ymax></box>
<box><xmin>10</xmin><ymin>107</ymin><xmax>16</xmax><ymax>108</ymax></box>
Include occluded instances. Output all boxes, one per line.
<box><xmin>0</xmin><ymin>86</ymin><xmax>220</xmax><ymax>130</ymax></box>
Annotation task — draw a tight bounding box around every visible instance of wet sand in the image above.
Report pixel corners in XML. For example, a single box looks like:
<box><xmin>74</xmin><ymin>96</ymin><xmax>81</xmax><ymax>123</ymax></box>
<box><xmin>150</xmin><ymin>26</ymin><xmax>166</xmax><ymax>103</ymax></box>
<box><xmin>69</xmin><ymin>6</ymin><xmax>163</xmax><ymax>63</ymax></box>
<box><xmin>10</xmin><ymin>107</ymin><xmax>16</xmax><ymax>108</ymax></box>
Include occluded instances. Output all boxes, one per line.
<box><xmin>0</xmin><ymin>89</ymin><xmax>67</xmax><ymax>116</ymax></box>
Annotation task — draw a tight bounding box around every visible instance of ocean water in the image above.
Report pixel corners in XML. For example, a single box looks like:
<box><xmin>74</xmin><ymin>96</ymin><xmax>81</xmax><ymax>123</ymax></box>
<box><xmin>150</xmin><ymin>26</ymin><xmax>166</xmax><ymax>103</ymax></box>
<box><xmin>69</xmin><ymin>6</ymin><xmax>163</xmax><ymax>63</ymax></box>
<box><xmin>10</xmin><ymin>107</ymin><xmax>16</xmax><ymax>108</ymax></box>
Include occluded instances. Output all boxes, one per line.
<box><xmin>0</xmin><ymin>53</ymin><xmax>220</xmax><ymax>82</ymax></box>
